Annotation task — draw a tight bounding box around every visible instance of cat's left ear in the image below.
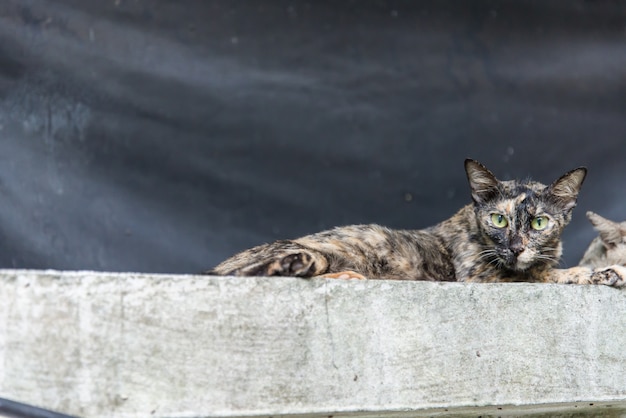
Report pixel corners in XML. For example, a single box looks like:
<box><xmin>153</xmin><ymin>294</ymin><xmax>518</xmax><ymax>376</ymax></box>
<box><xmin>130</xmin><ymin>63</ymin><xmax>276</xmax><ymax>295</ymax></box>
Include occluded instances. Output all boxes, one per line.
<box><xmin>465</xmin><ymin>159</ymin><xmax>500</xmax><ymax>204</ymax></box>
<box><xmin>586</xmin><ymin>211</ymin><xmax>622</xmax><ymax>248</ymax></box>
<box><xmin>546</xmin><ymin>167</ymin><xmax>587</xmax><ymax>211</ymax></box>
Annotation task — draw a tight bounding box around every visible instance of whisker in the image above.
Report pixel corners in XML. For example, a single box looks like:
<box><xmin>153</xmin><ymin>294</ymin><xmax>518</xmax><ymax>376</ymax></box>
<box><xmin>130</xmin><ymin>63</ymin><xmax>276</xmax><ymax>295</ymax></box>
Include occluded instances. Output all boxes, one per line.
<box><xmin>477</xmin><ymin>251</ymin><xmax>499</xmax><ymax>263</ymax></box>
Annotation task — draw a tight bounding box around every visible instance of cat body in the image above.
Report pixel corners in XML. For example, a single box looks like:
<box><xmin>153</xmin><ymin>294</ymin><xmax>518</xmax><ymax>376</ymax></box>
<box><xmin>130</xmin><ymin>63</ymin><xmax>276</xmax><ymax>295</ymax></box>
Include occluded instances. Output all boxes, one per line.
<box><xmin>208</xmin><ymin>160</ymin><xmax>626</xmax><ymax>286</ymax></box>
<box><xmin>579</xmin><ymin>211</ymin><xmax>626</xmax><ymax>268</ymax></box>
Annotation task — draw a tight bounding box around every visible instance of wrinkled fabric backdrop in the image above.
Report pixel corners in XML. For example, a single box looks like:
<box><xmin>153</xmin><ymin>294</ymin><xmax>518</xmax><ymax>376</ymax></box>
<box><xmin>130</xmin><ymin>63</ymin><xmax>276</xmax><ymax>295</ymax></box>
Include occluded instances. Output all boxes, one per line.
<box><xmin>0</xmin><ymin>0</ymin><xmax>624</xmax><ymax>273</ymax></box>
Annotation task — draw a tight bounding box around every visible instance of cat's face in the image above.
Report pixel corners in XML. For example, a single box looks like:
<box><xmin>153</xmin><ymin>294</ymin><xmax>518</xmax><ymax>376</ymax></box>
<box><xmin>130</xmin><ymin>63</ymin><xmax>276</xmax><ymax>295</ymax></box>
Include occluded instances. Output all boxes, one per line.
<box><xmin>465</xmin><ymin>160</ymin><xmax>587</xmax><ymax>272</ymax></box>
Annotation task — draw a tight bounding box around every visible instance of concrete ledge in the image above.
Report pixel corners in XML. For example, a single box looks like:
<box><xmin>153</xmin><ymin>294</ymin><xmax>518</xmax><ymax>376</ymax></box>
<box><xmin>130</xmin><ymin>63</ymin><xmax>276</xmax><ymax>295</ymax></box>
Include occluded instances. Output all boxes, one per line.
<box><xmin>1</xmin><ymin>270</ymin><xmax>626</xmax><ymax>417</ymax></box>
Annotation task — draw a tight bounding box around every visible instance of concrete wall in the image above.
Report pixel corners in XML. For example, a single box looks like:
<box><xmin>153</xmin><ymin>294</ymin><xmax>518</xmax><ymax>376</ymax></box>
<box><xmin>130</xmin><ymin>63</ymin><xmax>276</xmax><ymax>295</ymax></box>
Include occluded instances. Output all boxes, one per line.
<box><xmin>1</xmin><ymin>270</ymin><xmax>626</xmax><ymax>417</ymax></box>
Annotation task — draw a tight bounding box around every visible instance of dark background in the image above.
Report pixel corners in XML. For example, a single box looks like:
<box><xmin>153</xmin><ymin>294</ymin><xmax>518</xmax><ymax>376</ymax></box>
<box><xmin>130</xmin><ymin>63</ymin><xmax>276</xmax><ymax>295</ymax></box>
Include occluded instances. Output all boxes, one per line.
<box><xmin>0</xmin><ymin>0</ymin><xmax>624</xmax><ymax>273</ymax></box>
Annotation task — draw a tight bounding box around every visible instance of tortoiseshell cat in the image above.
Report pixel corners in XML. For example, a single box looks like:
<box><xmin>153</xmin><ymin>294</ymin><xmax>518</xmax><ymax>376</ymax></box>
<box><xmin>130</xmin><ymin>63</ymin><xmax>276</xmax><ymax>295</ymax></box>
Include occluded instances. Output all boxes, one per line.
<box><xmin>207</xmin><ymin>159</ymin><xmax>626</xmax><ymax>286</ymax></box>
<box><xmin>579</xmin><ymin>211</ymin><xmax>626</xmax><ymax>268</ymax></box>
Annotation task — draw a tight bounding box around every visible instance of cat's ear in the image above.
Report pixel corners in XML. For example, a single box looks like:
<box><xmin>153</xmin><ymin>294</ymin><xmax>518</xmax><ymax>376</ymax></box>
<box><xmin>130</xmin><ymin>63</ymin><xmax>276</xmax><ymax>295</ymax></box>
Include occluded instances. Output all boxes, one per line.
<box><xmin>465</xmin><ymin>159</ymin><xmax>500</xmax><ymax>204</ymax></box>
<box><xmin>587</xmin><ymin>211</ymin><xmax>622</xmax><ymax>248</ymax></box>
<box><xmin>546</xmin><ymin>167</ymin><xmax>587</xmax><ymax>211</ymax></box>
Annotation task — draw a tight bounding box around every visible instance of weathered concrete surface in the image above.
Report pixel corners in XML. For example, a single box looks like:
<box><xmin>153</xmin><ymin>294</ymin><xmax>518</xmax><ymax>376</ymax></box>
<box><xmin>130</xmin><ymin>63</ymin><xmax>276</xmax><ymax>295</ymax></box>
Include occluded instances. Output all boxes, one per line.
<box><xmin>1</xmin><ymin>270</ymin><xmax>626</xmax><ymax>418</ymax></box>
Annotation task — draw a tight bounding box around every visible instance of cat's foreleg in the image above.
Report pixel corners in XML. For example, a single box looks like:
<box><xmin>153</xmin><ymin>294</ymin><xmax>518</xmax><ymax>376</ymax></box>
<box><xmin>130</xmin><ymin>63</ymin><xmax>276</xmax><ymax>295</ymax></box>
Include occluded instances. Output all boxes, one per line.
<box><xmin>545</xmin><ymin>266</ymin><xmax>626</xmax><ymax>287</ymax></box>
<box><xmin>205</xmin><ymin>240</ymin><xmax>329</xmax><ymax>277</ymax></box>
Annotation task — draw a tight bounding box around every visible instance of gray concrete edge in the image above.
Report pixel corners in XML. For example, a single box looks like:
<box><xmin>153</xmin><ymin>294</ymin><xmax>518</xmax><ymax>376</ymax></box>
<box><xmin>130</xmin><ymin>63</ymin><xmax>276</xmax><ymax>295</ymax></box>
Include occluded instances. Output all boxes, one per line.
<box><xmin>1</xmin><ymin>270</ymin><xmax>626</xmax><ymax>418</ymax></box>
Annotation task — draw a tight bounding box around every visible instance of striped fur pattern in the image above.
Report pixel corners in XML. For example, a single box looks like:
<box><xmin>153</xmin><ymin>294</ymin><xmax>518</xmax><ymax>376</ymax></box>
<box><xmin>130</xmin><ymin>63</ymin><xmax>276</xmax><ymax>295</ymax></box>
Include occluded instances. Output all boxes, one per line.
<box><xmin>207</xmin><ymin>160</ymin><xmax>626</xmax><ymax>286</ymax></box>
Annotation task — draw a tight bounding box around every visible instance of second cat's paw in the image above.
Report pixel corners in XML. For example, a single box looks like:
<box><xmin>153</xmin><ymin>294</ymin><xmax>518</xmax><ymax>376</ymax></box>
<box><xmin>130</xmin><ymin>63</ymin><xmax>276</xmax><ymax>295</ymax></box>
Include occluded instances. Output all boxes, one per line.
<box><xmin>591</xmin><ymin>265</ymin><xmax>626</xmax><ymax>287</ymax></box>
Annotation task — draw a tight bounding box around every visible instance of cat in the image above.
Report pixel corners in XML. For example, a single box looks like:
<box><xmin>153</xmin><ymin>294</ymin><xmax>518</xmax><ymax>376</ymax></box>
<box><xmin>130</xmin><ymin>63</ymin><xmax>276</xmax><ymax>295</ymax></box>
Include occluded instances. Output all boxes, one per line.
<box><xmin>579</xmin><ymin>211</ymin><xmax>626</xmax><ymax>268</ymax></box>
<box><xmin>206</xmin><ymin>159</ymin><xmax>626</xmax><ymax>286</ymax></box>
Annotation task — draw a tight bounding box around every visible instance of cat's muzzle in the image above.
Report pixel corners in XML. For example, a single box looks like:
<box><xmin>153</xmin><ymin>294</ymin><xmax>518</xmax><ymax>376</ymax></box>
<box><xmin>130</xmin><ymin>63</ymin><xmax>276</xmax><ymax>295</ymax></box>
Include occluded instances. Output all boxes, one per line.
<box><xmin>501</xmin><ymin>248</ymin><xmax>531</xmax><ymax>271</ymax></box>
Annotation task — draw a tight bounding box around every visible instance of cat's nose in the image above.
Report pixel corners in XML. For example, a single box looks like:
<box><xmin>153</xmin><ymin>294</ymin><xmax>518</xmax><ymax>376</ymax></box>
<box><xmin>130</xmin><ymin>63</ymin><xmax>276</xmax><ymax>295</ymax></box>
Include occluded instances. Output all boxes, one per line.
<box><xmin>510</xmin><ymin>236</ymin><xmax>525</xmax><ymax>255</ymax></box>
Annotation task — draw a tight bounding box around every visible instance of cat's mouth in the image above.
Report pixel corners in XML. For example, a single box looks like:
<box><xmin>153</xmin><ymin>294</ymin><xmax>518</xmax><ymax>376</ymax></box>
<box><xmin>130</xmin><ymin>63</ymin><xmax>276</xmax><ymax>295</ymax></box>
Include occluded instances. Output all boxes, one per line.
<box><xmin>502</xmin><ymin>249</ymin><xmax>535</xmax><ymax>271</ymax></box>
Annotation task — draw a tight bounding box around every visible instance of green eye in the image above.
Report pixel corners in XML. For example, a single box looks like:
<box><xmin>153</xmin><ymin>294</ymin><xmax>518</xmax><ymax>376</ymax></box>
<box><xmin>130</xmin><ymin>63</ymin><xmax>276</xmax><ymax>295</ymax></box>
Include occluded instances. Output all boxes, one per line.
<box><xmin>531</xmin><ymin>216</ymin><xmax>549</xmax><ymax>230</ymax></box>
<box><xmin>490</xmin><ymin>213</ymin><xmax>508</xmax><ymax>228</ymax></box>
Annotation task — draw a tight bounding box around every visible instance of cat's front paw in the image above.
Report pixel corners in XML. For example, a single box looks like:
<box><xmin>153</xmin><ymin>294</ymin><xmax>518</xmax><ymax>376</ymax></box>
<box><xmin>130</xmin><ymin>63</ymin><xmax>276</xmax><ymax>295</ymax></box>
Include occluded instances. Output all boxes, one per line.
<box><xmin>591</xmin><ymin>265</ymin><xmax>626</xmax><ymax>287</ymax></box>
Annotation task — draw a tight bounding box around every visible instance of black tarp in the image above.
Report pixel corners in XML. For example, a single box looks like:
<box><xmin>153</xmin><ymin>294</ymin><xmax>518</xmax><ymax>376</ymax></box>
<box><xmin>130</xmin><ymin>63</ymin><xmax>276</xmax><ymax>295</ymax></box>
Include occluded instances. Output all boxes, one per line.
<box><xmin>0</xmin><ymin>0</ymin><xmax>624</xmax><ymax>273</ymax></box>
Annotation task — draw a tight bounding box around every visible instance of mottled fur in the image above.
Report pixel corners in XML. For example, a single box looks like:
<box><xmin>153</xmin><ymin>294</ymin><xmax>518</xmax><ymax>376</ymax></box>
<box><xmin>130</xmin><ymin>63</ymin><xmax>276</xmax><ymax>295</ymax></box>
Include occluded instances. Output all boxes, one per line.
<box><xmin>207</xmin><ymin>160</ymin><xmax>626</xmax><ymax>286</ymax></box>
<box><xmin>579</xmin><ymin>211</ymin><xmax>626</xmax><ymax>268</ymax></box>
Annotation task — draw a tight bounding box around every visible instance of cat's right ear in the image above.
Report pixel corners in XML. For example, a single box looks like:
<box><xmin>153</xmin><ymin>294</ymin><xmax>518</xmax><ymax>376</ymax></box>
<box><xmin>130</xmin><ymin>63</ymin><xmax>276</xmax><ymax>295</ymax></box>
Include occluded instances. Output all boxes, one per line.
<box><xmin>546</xmin><ymin>167</ymin><xmax>587</xmax><ymax>212</ymax></box>
<box><xmin>465</xmin><ymin>159</ymin><xmax>500</xmax><ymax>204</ymax></box>
<box><xmin>587</xmin><ymin>211</ymin><xmax>622</xmax><ymax>248</ymax></box>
